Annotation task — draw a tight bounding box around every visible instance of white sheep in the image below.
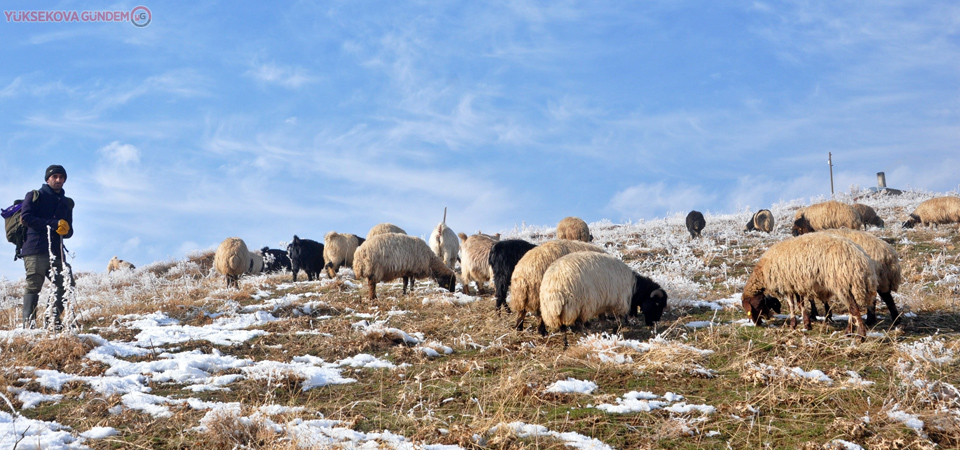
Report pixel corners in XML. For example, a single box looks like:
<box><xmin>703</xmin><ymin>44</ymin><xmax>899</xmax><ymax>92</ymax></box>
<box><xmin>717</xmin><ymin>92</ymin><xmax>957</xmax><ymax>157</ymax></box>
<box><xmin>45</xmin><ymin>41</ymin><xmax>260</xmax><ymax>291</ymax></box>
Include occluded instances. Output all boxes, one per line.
<box><xmin>353</xmin><ymin>233</ymin><xmax>456</xmax><ymax>300</ymax></box>
<box><xmin>509</xmin><ymin>240</ymin><xmax>606</xmax><ymax>334</ymax></box>
<box><xmin>539</xmin><ymin>252</ymin><xmax>667</xmax><ymax>346</ymax></box>
<box><xmin>741</xmin><ymin>232</ymin><xmax>878</xmax><ymax>338</ymax></box>
<box><xmin>213</xmin><ymin>237</ymin><xmax>263</xmax><ymax>288</ymax></box>
<box><xmin>458</xmin><ymin>232</ymin><xmax>497</xmax><ymax>295</ymax></box>
<box><xmin>366</xmin><ymin>223</ymin><xmax>406</xmax><ymax>240</ymax></box>
<box><xmin>323</xmin><ymin>231</ymin><xmax>364</xmax><ymax>279</ymax></box>
<box><xmin>429</xmin><ymin>222</ymin><xmax>459</xmax><ymax>271</ymax></box>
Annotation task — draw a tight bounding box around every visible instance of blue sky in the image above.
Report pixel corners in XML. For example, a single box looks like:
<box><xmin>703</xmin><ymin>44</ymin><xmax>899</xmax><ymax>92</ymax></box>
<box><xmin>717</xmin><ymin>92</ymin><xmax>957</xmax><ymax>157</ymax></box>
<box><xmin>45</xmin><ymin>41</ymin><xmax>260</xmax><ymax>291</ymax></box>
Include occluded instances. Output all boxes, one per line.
<box><xmin>1</xmin><ymin>1</ymin><xmax>958</xmax><ymax>277</ymax></box>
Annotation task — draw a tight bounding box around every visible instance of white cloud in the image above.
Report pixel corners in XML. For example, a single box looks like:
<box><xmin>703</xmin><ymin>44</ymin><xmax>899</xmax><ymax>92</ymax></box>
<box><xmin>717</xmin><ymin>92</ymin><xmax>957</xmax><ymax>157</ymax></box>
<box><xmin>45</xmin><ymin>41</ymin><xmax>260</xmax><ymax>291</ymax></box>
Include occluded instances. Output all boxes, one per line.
<box><xmin>99</xmin><ymin>141</ymin><xmax>141</xmax><ymax>165</ymax></box>
<box><xmin>246</xmin><ymin>63</ymin><xmax>317</xmax><ymax>88</ymax></box>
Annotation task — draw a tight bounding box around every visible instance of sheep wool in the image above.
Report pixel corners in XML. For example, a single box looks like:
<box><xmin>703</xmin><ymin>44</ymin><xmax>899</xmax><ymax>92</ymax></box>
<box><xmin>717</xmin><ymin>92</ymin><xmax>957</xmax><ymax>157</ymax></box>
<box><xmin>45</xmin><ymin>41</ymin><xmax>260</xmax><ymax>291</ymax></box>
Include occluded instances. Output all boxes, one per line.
<box><xmin>792</xmin><ymin>201</ymin><xmax>862</xmax><ymax>236</ymax></box>
<box><xmin>556</xmin><ymin>216</ymin><xmax>592</xmax><ymax>242</ymax></box>
<box><xmin>107</xmin><ymin>256</ymin><xmax>135</xmax><ymax>272</ymax></box>
<box><xmin>821</xmin><ymin>228</ymin><xmax>901</xmax><ymax>324</ymax></box>
<box><xmin>741</xmin><ymin>232</ymin><xmax>878</xmax><ymax>338</ymax></box>
<box><xmin>852</xmin><ymin>203</ymin><xmax>884</xmax><ymax>229</ymax></box>
<box><xmin>214</xmin><ymin>237</ymin><xmax>261</xmax><ymax>288</ymax></box>
<box><xmin>902</xmin><ymin>196</ymin><xmax>960</xmax><ymax>229</ymax></box>
<box><xmin>353</xmin><ymin>233</ymin><xmax>456</xmax><ymax>300</ymax></box>
<box><xmin>458</xmin><ymin>232</ymin><xmax>498</xmax><ymax>295</ymax></box>
<box><xmin>429</xmin><ymin>223</ymin><xmax>459</xmax><ymax>271</ymax></box>
<box><xmin>366</xmin><ymin>223</ymin><xmax>406</xmax><ymax>240</ymax></box>
<box><xmin>323</xmin><ymin>231</ymin><xmax>363</xmax><ymax>279</ymax></box>
<box><xmin>745</xmin><ymin>209</ymin><xmax>774</xmax><ymax>233</ymax></box>
<box><xmin>509</xmin><ymin>239</ymin><xmax>605</xmax><ymax>333</ymax></box>
<box><xmin>540</xmin><ymin>252</ymin><xmax>667</xmax><ymax>340</ymax></box>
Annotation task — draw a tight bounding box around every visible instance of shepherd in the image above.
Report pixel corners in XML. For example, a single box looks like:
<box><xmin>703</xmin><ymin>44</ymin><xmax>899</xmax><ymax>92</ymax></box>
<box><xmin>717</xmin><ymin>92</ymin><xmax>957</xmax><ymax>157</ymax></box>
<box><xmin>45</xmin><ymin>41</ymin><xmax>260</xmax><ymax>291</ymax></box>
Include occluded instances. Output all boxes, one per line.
<box><xmin>20</xmin><ymin>165</ymin><xmax>74</xmax><ymax>330</ymax></box>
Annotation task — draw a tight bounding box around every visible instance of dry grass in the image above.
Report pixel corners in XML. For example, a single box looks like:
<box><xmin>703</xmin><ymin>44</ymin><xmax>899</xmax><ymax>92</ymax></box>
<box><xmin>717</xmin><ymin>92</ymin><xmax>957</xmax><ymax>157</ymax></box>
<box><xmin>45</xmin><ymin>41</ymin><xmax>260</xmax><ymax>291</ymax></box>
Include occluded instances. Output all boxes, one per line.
<box><xmin>2</xmin><ymin>221</ymin><xmax>960</xmax><ymax>448</ymax></box>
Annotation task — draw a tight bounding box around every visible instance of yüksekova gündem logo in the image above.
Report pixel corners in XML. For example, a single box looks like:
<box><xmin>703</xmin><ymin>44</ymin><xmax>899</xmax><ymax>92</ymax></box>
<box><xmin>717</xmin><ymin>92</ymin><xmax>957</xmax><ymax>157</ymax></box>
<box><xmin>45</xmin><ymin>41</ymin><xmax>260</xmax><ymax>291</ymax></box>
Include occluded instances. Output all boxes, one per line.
<box><xmin>5</xmin><ymin>6</ymin><xmax>151</xmax><ymax>27</ymax></box>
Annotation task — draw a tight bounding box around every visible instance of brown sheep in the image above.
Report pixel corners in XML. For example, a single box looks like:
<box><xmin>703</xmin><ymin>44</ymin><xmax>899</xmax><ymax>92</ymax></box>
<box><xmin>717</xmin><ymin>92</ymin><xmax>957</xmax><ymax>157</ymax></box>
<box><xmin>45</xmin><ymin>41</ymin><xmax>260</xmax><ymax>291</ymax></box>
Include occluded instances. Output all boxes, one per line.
<box><xmin>745</xmin><ymin>209</ymin><xmax>774</xmax><ymax>233</ymax></box>
<box><xmin>792</xmin><ymin>201</ymin><xmax>862</xmax><ymax>236</ymax></box>
<box><xmin>107</xmin><ymin>256</ymin><xmax>135</xmax><ymax>272</ymax></box>
<box><xmin>556</xmin><ymin>216</ymin><xmax>592</xmax><ymax>242</ymax></box>
<box><xmin>817</xmin><ymin>228</ymin><xmax>902</xmax><ymax>325</ymax></box>
<box><xmin>902</xmin><ymin>196</ymin><xmax>960</xmax><ymax>229</ymax></box>
<box><xmin>852</xmin><ymin>203</ymin><xmax>884</xmax><ymax>229</ymax></box>
<box><xmin>741</xmin><ymin>233</ymin><xmax>878</xmax><ymax>339</ymax></box>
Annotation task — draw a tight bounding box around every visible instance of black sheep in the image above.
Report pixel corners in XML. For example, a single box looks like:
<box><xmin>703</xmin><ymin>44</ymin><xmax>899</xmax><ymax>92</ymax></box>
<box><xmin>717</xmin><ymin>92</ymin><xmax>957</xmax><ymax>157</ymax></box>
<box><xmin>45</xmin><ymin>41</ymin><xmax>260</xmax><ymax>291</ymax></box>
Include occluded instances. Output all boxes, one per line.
<box><xmin>287</xmin><ymin>235</ymin><xmax>325</xmax><ymax>282</ymax></box>
<box><xmin>260</xmin><ymin>247</ymin><xmax>292</xmax><ymax>273</ymax></box>
<box><xmin>487</xmin><ymin>239</ymin><xmax>537</xmax><ymax>312</ymax></box>
<box><xmin>685</xmin><ymin>210</ymin><xmax>706</xmax><ymax>238</ymax></box>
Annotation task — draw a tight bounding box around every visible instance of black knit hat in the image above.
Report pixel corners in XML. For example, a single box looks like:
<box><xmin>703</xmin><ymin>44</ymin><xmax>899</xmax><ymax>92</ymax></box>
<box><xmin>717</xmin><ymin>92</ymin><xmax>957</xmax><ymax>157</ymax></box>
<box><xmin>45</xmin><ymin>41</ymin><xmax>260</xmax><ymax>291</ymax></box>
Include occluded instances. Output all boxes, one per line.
<box><xmin>45</xmin><ymin>164</ymin><xmax>67</xmax><ymax>181</ymax></box>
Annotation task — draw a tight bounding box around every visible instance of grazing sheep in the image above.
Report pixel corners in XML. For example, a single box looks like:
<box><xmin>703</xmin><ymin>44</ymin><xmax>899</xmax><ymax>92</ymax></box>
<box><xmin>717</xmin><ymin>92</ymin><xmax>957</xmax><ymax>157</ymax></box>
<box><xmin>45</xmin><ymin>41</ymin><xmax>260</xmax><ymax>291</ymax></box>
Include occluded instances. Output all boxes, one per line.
<box><xmin>366</xmin><ymin>223</ymin><xmax>406</xmax><ymax>240</ymax></box>
<box><xmin>260</xmin><ymin>247</ymin><xmax>291</xmax><ymax>273</ymax></box>
<box><xmin>353</xmin><ymin>233</ymin><xmax>457</xmax><ymax>300</ymax></box>
<box><xmin>458</xmin><ymin>232</ymin><xmax>498</xmax><ymax>295</ymax></box>
<box><xmin>816</xmin><ymin>228</ymin><xmax>902</xmax><ymax>325</ymax></box>
<box><xmin>791</xmin><ymin>201</ymin><xmax>862</xmax><ymax>236</ymax></box>
<box><xmin>323</xmin><ymin>232</ymin><xmax>364</xmax><ymax>279</ymax></box>
<box><xmin>286</xmin><ymin>235</ymin><xmax>325</xmax><ymax>282</ymax></box>
<box><xmin>741</xmin><ymin>233</ymin><xmax>878</xmax><ymax>338</ymax></box>
<box><xmin>745</xmin><ymin>209</ymin><xmax>775</xmax><ymax>233</ymax></box>
<box><xmin>540</xmin><ymin>252</ymin><xmax>668</xmax><ymax>346</ymax></box>
<box><xmin>107</xmin><ymin>256</ymin><xmax>135</xmax><ymax>272</ymax></box>
<box><xmin>852</xmin><ymin>203</ymin><xmax>884</xmax><ymax>229</ymax></box>
<box><xmin>686</xmin><ymin>211</ymin><xmax>706</xmax><ymax>238</ymax></box>
<box><xmin>556</xmin><ymin>217</ymin><xmax>592</xmax><ymax>242</ymax></box>
<box><xmin>429</xmin><ymin>222</ymin><xmax>459</xmax><ymax>271</ymax></box>
<box><xmin>509</xmin><ymin>240</ymin><xmax>606</xmax><ymax>333</ymax></box>
<box><xmin>214</xmin><ymin>237</ymin><xmax>264</xmax><ymax>288</ymax></box>
<box><xmin>902</xmin><ymin>196</ymin><xmax>960</xmax><ymax>229</ymax></box>
<box><xmin>488</xmin><ymin>239</ymin><xmax>537</xmax><ymax>312</ymax></box>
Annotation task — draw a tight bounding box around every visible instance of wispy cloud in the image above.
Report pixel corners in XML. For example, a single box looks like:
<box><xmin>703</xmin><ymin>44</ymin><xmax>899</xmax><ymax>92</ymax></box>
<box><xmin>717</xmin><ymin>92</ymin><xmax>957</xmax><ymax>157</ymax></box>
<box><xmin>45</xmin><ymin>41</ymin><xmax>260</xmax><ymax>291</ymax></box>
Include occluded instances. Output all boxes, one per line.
<box><xmin>245</xmin><ymin>62</ymin><xmax>318</xmax><ymax>88</ymax></box>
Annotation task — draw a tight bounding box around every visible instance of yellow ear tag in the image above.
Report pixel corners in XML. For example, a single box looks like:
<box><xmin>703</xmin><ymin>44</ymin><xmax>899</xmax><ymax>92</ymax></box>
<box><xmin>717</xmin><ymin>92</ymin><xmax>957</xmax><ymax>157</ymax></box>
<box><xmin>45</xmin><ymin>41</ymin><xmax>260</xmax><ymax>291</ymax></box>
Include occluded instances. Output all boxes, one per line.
<box><xmin>746</xmin><ymin>311</ymin><xmax>752</xmax><ymax>317</ymax></box>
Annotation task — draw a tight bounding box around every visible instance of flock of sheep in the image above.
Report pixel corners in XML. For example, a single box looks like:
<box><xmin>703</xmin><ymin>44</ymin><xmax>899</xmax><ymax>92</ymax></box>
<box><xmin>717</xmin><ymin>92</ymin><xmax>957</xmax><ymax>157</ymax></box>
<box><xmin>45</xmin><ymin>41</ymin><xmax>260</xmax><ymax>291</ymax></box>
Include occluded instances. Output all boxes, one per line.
<box><xmin>203</xmin><ymin>215</ymin><xmax>667</xmax><ymax>346</ymax></box>
<box><xmin>736</xmin><ymin>196</ymin><xmax>960</xmax><ymax>339</ymax></box>
<box><xmin>170</xmin><ymin>195</ymin><xmax>960</xmax><ymax>345</ymax></box>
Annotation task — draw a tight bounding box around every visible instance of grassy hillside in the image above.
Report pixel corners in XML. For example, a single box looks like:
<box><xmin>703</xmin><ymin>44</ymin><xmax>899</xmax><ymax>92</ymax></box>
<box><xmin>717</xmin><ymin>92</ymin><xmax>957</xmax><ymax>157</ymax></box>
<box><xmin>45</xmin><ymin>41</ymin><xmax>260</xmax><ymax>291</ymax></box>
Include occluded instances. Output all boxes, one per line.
<box><xmin>1</xmin><ymin>190</ymin><xmax>959</xmax><ymax>449</ymax></box>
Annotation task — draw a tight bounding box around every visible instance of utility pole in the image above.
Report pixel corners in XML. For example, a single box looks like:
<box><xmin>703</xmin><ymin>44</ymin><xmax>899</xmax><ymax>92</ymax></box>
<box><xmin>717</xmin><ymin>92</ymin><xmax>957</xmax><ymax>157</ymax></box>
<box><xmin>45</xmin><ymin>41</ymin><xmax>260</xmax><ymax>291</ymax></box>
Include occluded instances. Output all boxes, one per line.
<box><xmin>828</xmin><ymin>152</ymin><xmax>834</xmax><ymax>197</ymax></box>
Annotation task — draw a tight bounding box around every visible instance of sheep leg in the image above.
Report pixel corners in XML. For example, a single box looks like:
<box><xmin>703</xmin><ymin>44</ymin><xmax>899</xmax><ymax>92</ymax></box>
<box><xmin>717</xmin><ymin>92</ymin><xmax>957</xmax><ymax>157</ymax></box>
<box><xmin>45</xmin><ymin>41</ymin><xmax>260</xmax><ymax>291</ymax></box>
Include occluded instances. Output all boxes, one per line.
<box><xmin>462</xmin><ymin>282</ymin><xmax>472</xmax><ymax>295</ymax></box>
<box><xmin>880</xmin><ymin>291</ymin><xmax>901</xmax><ymax>326</ymax></box>
<box><xmin>514</xmin><ymin>311</ymin><xmax>526</xmax><ymax>331</ymax></box>
<box><xmin>801</xmin><ymin>298</ymin><xmax>813</xmax><ymax>330</ymax></box>
<box><xmin>402</xmin><ymin>276</ymin><xmax>410</xmax><ymax>295</ymax></box>
<box><xmin>865</xmin><ymin>295</ymin><xmax>878</xmax><ymax>326</ymax></box>
<box><xmin>537</xmin><ymin>316</ymin><xmax>547</xmax><ymax>337</ymax></box>
<box><xmin>367</xmin><ymin>280</ymin><xmax>378</xmax><ymax>300</ymax></box>
<box><xmin>475</xmin><ymin>283</ymin><xmax>486</xmax><ymax>296</ymax></box>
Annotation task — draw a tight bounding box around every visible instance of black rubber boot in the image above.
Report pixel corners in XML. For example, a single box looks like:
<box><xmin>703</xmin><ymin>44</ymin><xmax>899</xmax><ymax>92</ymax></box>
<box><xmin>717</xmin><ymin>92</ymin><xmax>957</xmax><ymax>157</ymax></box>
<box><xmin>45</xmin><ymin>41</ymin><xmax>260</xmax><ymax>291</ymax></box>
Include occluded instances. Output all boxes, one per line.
<box><xmin>22</xmin><ymin>294</ymin><xmax>39</xmax><ymax>329</ymax></box>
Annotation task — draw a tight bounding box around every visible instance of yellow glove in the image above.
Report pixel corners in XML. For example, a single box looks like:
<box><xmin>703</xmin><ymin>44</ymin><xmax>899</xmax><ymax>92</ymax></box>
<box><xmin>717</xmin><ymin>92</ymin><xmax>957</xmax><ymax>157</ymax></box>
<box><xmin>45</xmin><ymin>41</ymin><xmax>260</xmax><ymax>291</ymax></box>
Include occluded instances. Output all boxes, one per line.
<box><xmin>56</xmin><ymin>219</ymin><xmax>70</xmax><ymax>236</ymax></box>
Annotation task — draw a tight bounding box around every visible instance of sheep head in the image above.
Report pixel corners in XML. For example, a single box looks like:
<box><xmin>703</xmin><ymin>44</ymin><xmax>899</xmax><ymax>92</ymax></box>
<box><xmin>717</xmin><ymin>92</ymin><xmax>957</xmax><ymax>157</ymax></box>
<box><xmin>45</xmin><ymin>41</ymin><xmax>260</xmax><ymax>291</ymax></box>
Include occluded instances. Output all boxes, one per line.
<box><xmin>433</xmin><ymin>270</ymin><xmax>456</xmax><ymax>293</ymax></box>
<box><xmin>902</xmin><ymin>214</ymin><xmax>920</xmax><ymax>229</ymax></box>
<box><xmin>741</xmin><ymin>292</ymin><xmax>781</xmax><ymax>325</ymax></box>
<box><xmin>745</xmin><ymin>218</ymin><xmax>756</xmax><ymax>232</ymax></box>
<box><xmin>791</xmin><ymin>216</ymin><xmax>814</xmax><ymax>236</ymax></box>
<box><xmin>631</xmin><ymin>275</ymin><xmax>668</xmax><ymax>326</ymax></box>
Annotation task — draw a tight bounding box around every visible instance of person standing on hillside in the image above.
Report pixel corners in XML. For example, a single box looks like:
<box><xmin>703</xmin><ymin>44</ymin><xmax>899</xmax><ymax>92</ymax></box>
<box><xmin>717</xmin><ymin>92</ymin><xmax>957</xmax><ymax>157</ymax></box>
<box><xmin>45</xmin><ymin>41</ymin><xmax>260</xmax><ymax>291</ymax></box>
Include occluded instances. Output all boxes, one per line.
<box><xmin>20</xmin><ymin>165</ymin><xmax>74</xmax><ymax>330</ymax></box>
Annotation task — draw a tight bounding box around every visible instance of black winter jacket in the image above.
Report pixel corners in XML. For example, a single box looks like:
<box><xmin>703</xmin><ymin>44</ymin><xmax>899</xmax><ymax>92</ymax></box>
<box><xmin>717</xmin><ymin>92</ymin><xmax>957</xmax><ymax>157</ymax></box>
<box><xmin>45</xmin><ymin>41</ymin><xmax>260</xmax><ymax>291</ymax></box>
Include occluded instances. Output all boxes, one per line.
<box><xmin>20</xmin><ymin>184</ymin><xmax>74</xmax><ymax>257</ymax></box>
